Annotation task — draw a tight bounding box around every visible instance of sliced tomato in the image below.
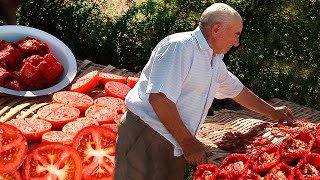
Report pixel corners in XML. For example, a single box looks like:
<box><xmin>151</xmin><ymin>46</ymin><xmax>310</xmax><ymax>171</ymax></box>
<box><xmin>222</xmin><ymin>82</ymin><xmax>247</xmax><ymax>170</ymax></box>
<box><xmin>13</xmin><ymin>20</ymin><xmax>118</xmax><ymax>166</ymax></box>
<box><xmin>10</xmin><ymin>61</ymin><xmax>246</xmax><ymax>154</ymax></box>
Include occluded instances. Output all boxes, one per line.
<box><xmin>104</xmin><ymin>81</ymin><xmax>131</xmax><ymax>100</ymax></box>
<box><xmin>52</xmin><ymin>91</ymin><xmax>94</xmax><ymax>113</ymax></box>
<box><xmin>94</xmin><ymin>96</ymin><xmax>125</xmax><ymax>114</ymax></box>
<box><xmin>42</xmin><ymin>131</ymin><xmax>74</xmax><ymax>145</ymax></box>
<box><xmin>294</xmin><ymin>153</ymin><xmax>320</xmax><ymax>179</ymax></box>
<box><xmin>85</xmin><ymin>105</ymin><xmax>117</xmax><ymax>124</ymax></box>
<box><xmin>22</xmin><ymin>142</ymin><xmax>82</xmax><ymax>180</ymax></box>
<box><xmin>264</xmin><ymin>162</ymin><xmax>294</xmax><ymax>180</ymax></box>
<box><xmin>5</xmin><ymin>118</ymin><xmax>52</xmax><ymax>143</ymax></box>
<box><xmin>217</xmin><ymin>153</ymin><xmax>250</xmax><ymax>179</ymax></box>
<box><xmin>113</xmin><ymin>114</ymin><xmax>123</xmax><ymax>124</ymax></box>
<box><xmin>0</xmin><ymin>123</ymin><xmax>28</xmax><ymax>171</ymax></box>
<box><xmin>37</xmin><ymin>103</ymin><xmax>80</xmax><ymax>130</ymax></box>
<box><xmin>99</xmin><ymin>72</ymin><xmax>127</xmax><ymax>85</ymax></box>
<box><xmin>72</xmin><ymin>126</ymin><xmax>116</xmax><ymax>180</ymax></box>
<box><xmin>62</xmin><ymin>117</ymin><xmax>99</xmax><ymax>135</ymax></box>
<box><xmin>239</xmin><ymin>172</ymin><xmax>262</xmax><ymax>180</ymax></box>
<box><xmin>0</xmin><ymin>170</ymin><xmax>22</xmax><ymax>180</ymax></box>
<box><xmin>193</xmin><ymin>164</ymin><xmax>218</xmax><ymax>180</ymax></box>
<box><xmin>70</xmin><ymin>70</ymin><xmax>99</xmax><ymax>94</ymax></box>
<box><xmin>251</xmin><ymin>144</ymin><xmax>281</xmax><ymax>173</ymax></box>
<box><xmin>101</xmin><ymin>123</ymin><xmax>119</xmax><ymax>133</ymax></box>
<box><xmin>126</xmin><ymin>76</ymin><xmax>139</xmax><ymax>88</ymax></box>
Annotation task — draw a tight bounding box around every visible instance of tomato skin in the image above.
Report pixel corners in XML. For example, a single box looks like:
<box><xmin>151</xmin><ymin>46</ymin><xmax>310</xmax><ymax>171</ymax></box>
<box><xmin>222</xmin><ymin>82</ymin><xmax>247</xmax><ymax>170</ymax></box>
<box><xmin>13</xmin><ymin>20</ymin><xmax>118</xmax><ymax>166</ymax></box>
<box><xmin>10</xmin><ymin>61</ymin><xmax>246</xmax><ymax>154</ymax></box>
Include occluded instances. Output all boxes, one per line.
<box><xmin>294</xmin><ymin>153</ymin><xmax>320</xmax><ymax>180</ymax></box>
<box><xmin>22</xmin><ymin>142</ymin><xmax>82</xmax><ymax>180</ymax></box>
<box><xmin>193</xmin><ymin>164</ymin><xmax>218</xmax><ymax>180</ymax></box>
<box><xmin>99</xmin><ymin>72</ymin><xmax>127</xmax><ymax>85</ymax></box>
<box><xmin>37</xmin><ymin>103</ymin><xmax>81</xmax><ymax>130</ymax></box>
<box><xmin>5</xmin><ymin>118</ymin><xmax>52</xmax><ymax>143</ymax></box>
<box><xmin>264</xmin><ymin>162</ymin><xmax>294</xmax><ymax>180</ymax></box>
<box><xmin>70</xmin><ymin>70</ymin><xmax>99</xmax><ymax>94</ymax></box>
<box><xmin>104</xmin><ymin>81</ymin><xmax>131</xmax><ymax>100</ymax></box>
<box><xmin>53</xmin><ymin>91</ymin><xmax>94</xmax><ymax>113</ymax></box>
<box><xmin>126</xmin><ymin>76</ymin><xmax>139</xmax><ymax>88</ymax></box>
<box><xmin>101</xmin><ymin>123</ymin><xmax>119</xmax><ymax>133</ymax></box>
<box><xmin>0</xmin><ymin>123</ymin><xmax>28</xmax><ymax>172</ymax></box>
<box><xmin>0</xmin><ymin>170</ymin><xmax>22</xmax><ymax>180</ymax></box>
<box><xmin>239</xmin><ymin>172</ymin><xmax>262</xmax><ymax>180</ymax></box>
<box><xmin>72</xmin><ymin>126</ymin><xmax>116</xmax><ymax>180</ymax></box>
<box><xmin>217</xmin><ymin>153</ymin><xmax>250</xmax><ymax>179</ymax></box>
<box><xmin>251</xmin><ymin>144</ymin><xmax>281</xmax><ymax>173</ymax></box>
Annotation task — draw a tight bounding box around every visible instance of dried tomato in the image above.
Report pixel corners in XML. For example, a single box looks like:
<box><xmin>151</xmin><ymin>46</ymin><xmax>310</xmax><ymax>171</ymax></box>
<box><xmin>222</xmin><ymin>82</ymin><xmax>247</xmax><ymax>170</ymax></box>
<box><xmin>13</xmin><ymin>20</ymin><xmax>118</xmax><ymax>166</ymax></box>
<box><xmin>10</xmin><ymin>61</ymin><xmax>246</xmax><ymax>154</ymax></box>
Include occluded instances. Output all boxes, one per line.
<box><xmin>17</xmin><ymin>37</ymin><xmax>42</xmax><ymax>54</ymax></box>
<box><xmin>4</xmin><ymin>78</ymin><xmax>21</xmax><ymax>90</ymax></box>
<box><xmin>239</xmin><ymin>172</ymin><xmax>262</xmax><ymax>180</ymax></box>
<box><xmin>279</xmin><ymin>130</ymin><xmax>314</xmax><ymax>159</ymax></box>
<box><xmin>315</xmin><ymin>128</ymin><xmax>320</xmax><ymax>147</ymax></box>
<box><xmin>264</xmin><ymin>162</ymin><xmax>294</xmax><ymax>180</ymax></box>
<box><xmin>294</xmin><ymin>153</ymin><xmax>320</xmax><ymax>180</ymax></box>
<box><xmin>217</xmin><ymin>153</ymin><xmax>250</xmax><ymax>179</ymax></box>
<box><xmin>193</xmin><ymin>164</ymin><xmax>218</xmax><ymax>180</ymax></box>
<box><xmin>251</xmin><ymin>144</ymin><xmax>281</xmax><ymax>173</ymax></box>
<box><xmin>39</xmin><ymin>53</ymin><xmax>63</xmax><ymax>80</ymax></box>
<box><xmin>19</xmin><ymin>61</ymin><xmax>42</xmax><ymax>84</ymax></box>
<box><xmin>0</xmin><ymin>67</ymin><xmax>10</xmax><ymax>86</ymax></box>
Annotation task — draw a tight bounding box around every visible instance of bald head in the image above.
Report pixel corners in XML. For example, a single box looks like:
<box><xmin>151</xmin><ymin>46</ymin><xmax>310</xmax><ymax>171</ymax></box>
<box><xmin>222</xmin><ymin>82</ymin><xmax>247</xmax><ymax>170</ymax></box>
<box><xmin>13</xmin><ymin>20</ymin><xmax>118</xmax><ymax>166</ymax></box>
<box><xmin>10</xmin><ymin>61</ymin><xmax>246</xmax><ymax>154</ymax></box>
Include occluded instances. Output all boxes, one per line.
<box><xmin>199</xmin><ymin>3</ymin><xmax>242</xmax><ymax>30</ymax></box>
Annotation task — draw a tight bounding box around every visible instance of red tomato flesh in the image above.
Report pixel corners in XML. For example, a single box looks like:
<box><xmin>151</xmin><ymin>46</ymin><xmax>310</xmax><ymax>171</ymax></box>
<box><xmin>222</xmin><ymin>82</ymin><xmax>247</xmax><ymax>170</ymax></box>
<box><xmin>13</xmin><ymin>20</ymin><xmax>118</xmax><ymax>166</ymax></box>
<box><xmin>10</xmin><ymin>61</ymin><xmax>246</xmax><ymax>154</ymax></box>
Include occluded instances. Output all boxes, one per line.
<box><xmin>22</xmin><ymin>142</ymin><xmax>82</xmax><ymax>180</ymax></box>
<box><xmin>99</xmin><ymin>72</ymin><xmax>127</xmax><ymax>85</ymax></box>
<box><xmin>0</xmin><ymin>170</ymin><xmax>22</xmax><ymax>180</ymax></box>
<box><xmin>37</xmin><ymin>103</ymin><xmax>80</xmax><ymax>130</ymax></box>
<box><xmin>62</xmin><ymin>117</ymin><xmax>99</xmax><ymax>135</ymax></box>
<box><xmin>0</xmin><ymin>123</ymin><xmax>28</xmax><ymax>172</ymax></box>
<box><xmin>5</xmin><ymin>118</ymin><xmax>52</xmax><ymax>143</ymax></box>
<box><xmin>126</xmin><ymin>76</ymin><xmax>139</xmax><ymax>88</ymax></box>
<box><xmin>94</xmin><ymin>96</ymin><xmax>125</xmax><ymax>114</ymax></box>
<box><xmin>42</xmin><ymin>131</ymin><xmax>75</xmax><ymax>145</ymax></box>
<box><xmin>72</xmin><ymin>126</ymin><xmax>116</xmax><ymax>180</ymax></box>
<box><xmin>52</xmin><ymin>91</ymin><xmax>94</xmax><ymax>113</ymax></box>
<box><xmin>70</xmin><ymin>70</ymin><xmax>99</xmax><ymax>94</ymax></box>
<box><xmin>104</xmin><ymin>81</ymin><xmax>131</xmax><ymax>100</ymax></box>
<box><xmin>85</xmin><ymin>105</ymin><xmax>117</xmax><ymax>124</ymax></box>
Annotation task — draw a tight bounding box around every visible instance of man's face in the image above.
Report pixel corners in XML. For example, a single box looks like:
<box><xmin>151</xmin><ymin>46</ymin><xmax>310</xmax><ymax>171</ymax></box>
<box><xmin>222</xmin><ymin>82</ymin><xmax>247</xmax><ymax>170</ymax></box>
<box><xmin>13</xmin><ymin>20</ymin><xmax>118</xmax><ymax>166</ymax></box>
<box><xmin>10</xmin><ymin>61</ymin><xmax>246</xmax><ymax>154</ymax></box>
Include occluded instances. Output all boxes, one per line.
<box><xmin>211</xmin><ymin>16</ymin><xmax>243</xmax><ymax>54</ymax></box>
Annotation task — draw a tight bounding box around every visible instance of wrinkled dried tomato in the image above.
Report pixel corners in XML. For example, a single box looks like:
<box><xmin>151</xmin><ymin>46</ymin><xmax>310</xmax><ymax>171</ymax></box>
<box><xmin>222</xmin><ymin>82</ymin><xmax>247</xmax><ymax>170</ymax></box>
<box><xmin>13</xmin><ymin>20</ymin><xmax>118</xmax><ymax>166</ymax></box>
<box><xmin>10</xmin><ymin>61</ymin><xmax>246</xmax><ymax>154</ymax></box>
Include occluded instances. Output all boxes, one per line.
<box><xmin>251</xmin><ymin>144</ymin><xmax>280</xmax><ymax>173</ymax></box>
<box><xmin>39</xmin><ymin>53</ymin><xmax>63</xmax><ymax>80</ymax></box>
<box><xmin>0</xmin><ymin>67</ymin><xmax>10</xmax><ymax>86</ymax></box>
<box><xmin>314</xmin><ymin>129</ymin><xmax>320</xmax><ymax>148</ymax></box>
<box><xmin>217</xmin><ymin>153</ymin><xmax>250</xmax><ymax>179</ymax></box>
<box><xmin>4</xmin><ymin>78</ymin><xmax>21</xmax><ymax>91</ymax></box>
<box><xmin>264</xmin><ymin>162</ymin><xmax>294</xmax><ymax>180</ymax></box>
<box><xmin>279</xmin><ymin>130</ymin><xmax>314</xmax><ymax>159</ymax></box>
<box><xmin>294</xmin><ymin>153</ymin><xmax>320</xmax><ymax>180</ymax></box>
<box><xmin>239</xmin><ymin>172</ymin><xmax>262</xmax><ymax>180</ymax></box>
<box><xmin>193</xmin><ymin>164</ymin><xmax>218</xmax><ymax>180</ymax></box>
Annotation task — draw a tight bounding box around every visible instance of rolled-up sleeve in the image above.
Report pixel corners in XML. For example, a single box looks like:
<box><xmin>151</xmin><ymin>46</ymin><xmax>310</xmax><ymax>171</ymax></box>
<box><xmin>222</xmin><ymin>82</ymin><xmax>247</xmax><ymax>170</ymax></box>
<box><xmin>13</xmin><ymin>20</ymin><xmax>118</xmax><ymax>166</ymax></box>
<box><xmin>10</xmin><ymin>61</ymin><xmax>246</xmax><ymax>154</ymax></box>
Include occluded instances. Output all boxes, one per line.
<box><xmin>214</xmin><ymin>62</ymin><xmax>244</xmax><ymax>99</ymax></box>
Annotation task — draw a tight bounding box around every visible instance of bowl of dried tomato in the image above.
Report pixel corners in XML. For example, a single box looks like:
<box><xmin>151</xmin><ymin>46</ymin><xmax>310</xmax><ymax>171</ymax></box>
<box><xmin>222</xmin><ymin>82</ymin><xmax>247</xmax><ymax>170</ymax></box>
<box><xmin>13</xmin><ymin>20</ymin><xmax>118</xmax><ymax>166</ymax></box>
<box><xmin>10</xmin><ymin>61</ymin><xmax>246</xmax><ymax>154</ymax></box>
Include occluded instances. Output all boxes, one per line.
<box><xmin>0</xmin><ymin>25</ymin><xmax>77</xmax><ymax>97</ymax></box>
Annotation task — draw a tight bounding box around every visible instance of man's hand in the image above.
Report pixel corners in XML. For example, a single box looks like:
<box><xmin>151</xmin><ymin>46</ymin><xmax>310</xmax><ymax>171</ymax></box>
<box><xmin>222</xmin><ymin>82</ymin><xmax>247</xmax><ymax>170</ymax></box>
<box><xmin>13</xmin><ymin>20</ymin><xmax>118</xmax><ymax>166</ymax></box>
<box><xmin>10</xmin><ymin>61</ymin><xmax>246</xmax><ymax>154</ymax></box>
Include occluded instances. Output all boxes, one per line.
<box><xmin>181</xmin><ymin>137</ymin><xmax>207</xmax><ymax>166</ymax></box>
<box><xmin>271</xmin><ymin>106</ymin><xmax>294</xmax><ymax>124</ymax></box>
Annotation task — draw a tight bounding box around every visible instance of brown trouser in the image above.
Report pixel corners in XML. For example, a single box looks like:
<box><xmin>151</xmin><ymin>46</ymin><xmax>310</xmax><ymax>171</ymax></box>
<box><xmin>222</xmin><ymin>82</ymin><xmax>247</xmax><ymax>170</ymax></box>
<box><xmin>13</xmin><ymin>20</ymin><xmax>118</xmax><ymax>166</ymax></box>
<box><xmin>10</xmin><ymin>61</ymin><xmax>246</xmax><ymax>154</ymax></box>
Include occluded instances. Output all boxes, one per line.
<box><xmin>114</xmin><ymin>110</ymin><xmax>187</xmax><ymax>180</ymax></box>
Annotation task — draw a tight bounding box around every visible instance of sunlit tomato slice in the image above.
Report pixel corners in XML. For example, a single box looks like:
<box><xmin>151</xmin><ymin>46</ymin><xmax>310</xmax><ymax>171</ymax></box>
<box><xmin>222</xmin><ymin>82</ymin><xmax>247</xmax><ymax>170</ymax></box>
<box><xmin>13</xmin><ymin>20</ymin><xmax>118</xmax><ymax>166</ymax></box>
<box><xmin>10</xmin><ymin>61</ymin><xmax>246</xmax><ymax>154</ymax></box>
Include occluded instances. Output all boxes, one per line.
<box><xmin>85</xmin><ymin>105</ymin><xmax>117</xmax><ymax>124</ymax></box>
<box><xmin>72</xmin><ymin>126</ymin><xmax>116</xmax><ymax>180</ymax></box>
<box><xmin>70</xmin><ymin>70</ymin><xmax>99</xmax><ymax>94</ymax></box>
<box><xmin>0</xmin><ymin>123</ymin><xmax>28</xmax><ymax>171</ymax></box>
<box><xmin>37</xmin><ymin>103</ymin><xmax>80</xmax><ymax>130</ymax></box>
<box><xmin>251</xmin><ymin>144</ymin><xmax>281</xmax><ymax>173</ymax></box>
<box><xmin>22</xmin><ymin>142</ymin><xmax>82</xmax><ymax>180</ymax></box>
<box><xmin>294</xmin><ymin>153</ymin><xmax>320</xmax><ymax>180</ymax></box>
<box><xmin>101</xmin><ymin>123</ymin><xmax>118</xmax><ymax>133</ymax></box>
<box><xmin>104</xmin><ymin>81</ymin><xmax>131</xmax><ymax>100</ymax></box>
<box><xmin>193</xmin><ymin>164</ymin><xmax>218</xmax><ymax>180</ymax></box>
<box><xmin>53</xmin><ymin>91</ymin><xmax>94</xmax><ymax>113</ymax></box>
<box><xmin>5</xmin><ymin>118</ymin><xmax>52</xmax><ymax>143</ymax></box>
<box><xmin>94</xmin><ymin>96</ymin><xmax>125</xmax><ymax>114</ymax></box>
<box><xmin>264</xmin><ymin>162</ymin><xmax>294</xmax><ymax>180</ymax></box>
<box><xmin>99</xmin><ymin>72</ymin><xmax>127</xmax><ymax>85</ymax></box>
<box><xmin>62</xmin><ymin>118</ymin><xmax>99</xmax><ymax>135</ymax></box>
<box><xmin>217</xmin><ymin>153</ymin><xmax>250</xmax><ymax>179</ymax></box>
<box><xmin>126</xmin><ymin>76</ymin><xmax>139</xmax><ymax>88</ymax></box>
<box><xmin>0</xmin><ymin>170</ymin><xmax>22</xmax><ymax>180</ymax></box>
<box><xmin>42</xmin><ymin>131</ymin><xmax>74</xmax><ymax>145</ymax></box>
<box><xmin>280</xmin><ymin>130</ymin><xmax>314</xmax><ymax>159</ymax></box>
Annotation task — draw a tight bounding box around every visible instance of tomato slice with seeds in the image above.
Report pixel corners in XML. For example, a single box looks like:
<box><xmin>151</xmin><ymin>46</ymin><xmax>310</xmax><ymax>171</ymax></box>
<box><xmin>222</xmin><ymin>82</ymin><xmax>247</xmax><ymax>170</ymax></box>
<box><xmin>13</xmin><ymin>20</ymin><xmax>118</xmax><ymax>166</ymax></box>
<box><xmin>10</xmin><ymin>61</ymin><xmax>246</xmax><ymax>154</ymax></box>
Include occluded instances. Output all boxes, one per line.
<box><xmin>0</xmin><ymin>170</ymin><xmax>22</xmax><ymax>180</ymax></box>
<box><xmin>193</xmin><ymin>164</ymin><xmax>218</xmax><ymax>180</ymax></box>
<box><xmin>5</xmin><ymin>118</ymin><xmax>52</xmax><ymax>143</ymax></box>
<box><xmin>0</xmin><ymin>123</ymin><xmax>28</xmax><ymax>172</ymax></box>
<box><xmin>85</xmin><ymin>105</ymin><xmax>117</xmax><ymax>124</ymax></box>
<box><xmin>62</xmin><ymin>117</ymin><xmax>99</xmax><ymax>135</ymax></box>
<box><xmin>37</xmin><ymin>103</ymin><xmax>80</xmax><ymax>130</ymax></box>
<box><xmin>72</xmin><ymin>126</ymin><xmax>116</xmax><ymax>180</ymax></box>
<box><xmin>42</xmin><ymin>131</ymin><xmax>74</xmax><ymax>145</ymax></box>
<box><xmin>251</xmin><ymin>144</ymin><xmax>280</xmax><ymax>173</ymax></box>
<box><xmin>22</xmin><ymin>142</ymin><xmax>82</xmax><ymax>180</ymax></box>
<box><xmin>53</xmin><ymin>91</ymin><xmax>94</xmax><ymax>113</ymax></box>
<box><xmin>104</xmin><ymin>81</ymin><xmax>131</xmax><ymax>100</ymax></box>
<box><xmin>94</xmin><ymin>96</ymin><xmax>125</xmax><ymax>114</ymax></box>
<box><xmin>101</xmin><ymin>123</ymin><xmax>119</xmax><ymax>133</ymax></box>
<box><xmin>70</xmin><ymin>70</ymin><xmax>99</xmax><ymax>94</ymax></box>
<box><xmin>217</xmin><ymin>153</ymin><xmax>250</xmax><ymax>179</ymax></box>
<box><xmin>126</xmin><ymin>76</ymin><xmax>139</xmax><ymax>88</ymax></box>
<box><xmin>264</xmin><ymin>162</ymin><xmax>294</xmax><ymax>180</ymax></box>
<box><xmin>99</xmin><ymin>72</ymin><xmax>127</xmax><ymax>85</ymax></box>
<box><xmin>294</xmin><ymin>153</ymin><xmax>320</xmax><ymax>179</ymax></box>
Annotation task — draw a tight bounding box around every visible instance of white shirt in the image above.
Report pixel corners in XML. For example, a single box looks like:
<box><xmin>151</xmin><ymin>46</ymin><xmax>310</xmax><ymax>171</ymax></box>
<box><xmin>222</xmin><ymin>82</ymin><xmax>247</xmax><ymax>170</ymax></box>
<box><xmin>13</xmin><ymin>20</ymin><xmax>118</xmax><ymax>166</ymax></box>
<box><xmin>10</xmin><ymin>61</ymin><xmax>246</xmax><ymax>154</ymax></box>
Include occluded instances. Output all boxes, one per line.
<box><xmin>125</xmin><ymin>27</ymin><xmax>244</xmax><ymax>156</ymax></box>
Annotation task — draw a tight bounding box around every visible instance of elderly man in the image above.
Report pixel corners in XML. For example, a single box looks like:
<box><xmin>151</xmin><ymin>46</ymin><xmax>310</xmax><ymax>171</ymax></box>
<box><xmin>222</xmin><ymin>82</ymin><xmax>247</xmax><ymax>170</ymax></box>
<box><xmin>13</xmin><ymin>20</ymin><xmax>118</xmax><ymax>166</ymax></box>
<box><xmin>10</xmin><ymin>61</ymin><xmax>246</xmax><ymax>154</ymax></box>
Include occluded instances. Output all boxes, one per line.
<box><xmin>115</xmin><ymin>3</ymin><xmax>293</xmax><ymax>180</ymax></box>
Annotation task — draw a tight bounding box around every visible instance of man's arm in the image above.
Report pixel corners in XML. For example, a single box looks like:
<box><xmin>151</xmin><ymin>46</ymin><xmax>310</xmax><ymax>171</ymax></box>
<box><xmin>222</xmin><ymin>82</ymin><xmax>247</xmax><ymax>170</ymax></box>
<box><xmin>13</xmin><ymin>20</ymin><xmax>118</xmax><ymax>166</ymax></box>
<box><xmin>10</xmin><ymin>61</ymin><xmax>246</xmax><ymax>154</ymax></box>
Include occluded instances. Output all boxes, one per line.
<box><xmin>149</xmin><ymin>92</ymin><xmax>206</xmax><ymax>165</ymax></box>
<box><xmin>232</xmin><ymin>87</ymin><xmax>294</xmax><ymax>124</ymax></box>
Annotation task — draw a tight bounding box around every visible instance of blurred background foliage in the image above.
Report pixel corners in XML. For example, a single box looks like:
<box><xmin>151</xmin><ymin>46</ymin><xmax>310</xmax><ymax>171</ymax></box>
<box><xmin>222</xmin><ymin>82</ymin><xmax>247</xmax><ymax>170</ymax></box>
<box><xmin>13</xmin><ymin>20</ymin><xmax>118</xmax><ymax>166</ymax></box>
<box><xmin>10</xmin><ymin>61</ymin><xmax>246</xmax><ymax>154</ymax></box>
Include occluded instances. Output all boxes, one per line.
<box><xmin>17</xmin><ymin>0</ymin><xmax>319</xmax><ymax>110</ymax></box>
